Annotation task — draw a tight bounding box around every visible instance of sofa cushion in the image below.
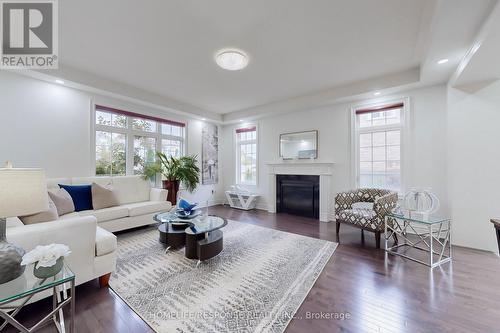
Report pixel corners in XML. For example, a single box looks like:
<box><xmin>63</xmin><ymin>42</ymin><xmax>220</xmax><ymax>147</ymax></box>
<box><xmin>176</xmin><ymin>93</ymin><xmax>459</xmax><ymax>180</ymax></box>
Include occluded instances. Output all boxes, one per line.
<box><xmin>91</xmin><ymin>183</ymin><xmax>119</xmax><ymax>210</ymax></box>
<box><xmin>6</xmin><ymin>217</ymin><xmax>24</xmax><ymax>228</ymax></box>
<box><xmin>20</xmin><ymin>197</ymin><xmax>59</xmax><ymax>225</ymax></box>
<box><xmin>110</xmin><ymin>176</ymin><xmax>150</xmax><ymax>205</ymax></box>
<box><xmin>59</xmin><ymin>184</ymin><xmax>93</xmax><ymax>212</ymax></box>
<box><xmin>78</xmin><ymin>206</ymin><xmax>129</xmax><ymax>222</ymax></box>
<box><xmin>123</xmin><ymin>201</ymin><xmax>172</xmax><ymax>217</ymax></box>
<box><xmin>95</xmin><ymin>226</ymin><xmax>117</xmax><ymax>257</ymax></box>
<box><xmin>48</xmin><ymin>188</ymin><xmax>75</xmax><ymax>216</ymax></box>
<box><xmin>58</xmin><ymin>212</ymin><xmax>80</xmax><ymax>220</ymax></box>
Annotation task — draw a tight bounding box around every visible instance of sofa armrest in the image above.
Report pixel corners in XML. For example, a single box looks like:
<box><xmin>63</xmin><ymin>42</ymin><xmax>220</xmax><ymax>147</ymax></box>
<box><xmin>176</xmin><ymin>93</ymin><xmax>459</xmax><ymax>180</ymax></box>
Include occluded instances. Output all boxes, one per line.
<box><xmin>150</xmin><ymin>188</ymin><xmax>168</xmax><ymax>202</ymax></box>
<box><xmin>7</xmin><ymin>216</ymin><xmax>98</xmax><ymax>273</ymax></box>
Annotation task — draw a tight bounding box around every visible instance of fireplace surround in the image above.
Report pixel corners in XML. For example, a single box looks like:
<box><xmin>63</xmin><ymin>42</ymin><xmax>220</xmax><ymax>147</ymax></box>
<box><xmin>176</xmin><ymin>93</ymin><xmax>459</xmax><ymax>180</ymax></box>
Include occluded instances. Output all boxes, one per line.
<box><xmin>267</xmin><ymin>162</ymin><xmax>334</xmax><ymax>222</ymax></box>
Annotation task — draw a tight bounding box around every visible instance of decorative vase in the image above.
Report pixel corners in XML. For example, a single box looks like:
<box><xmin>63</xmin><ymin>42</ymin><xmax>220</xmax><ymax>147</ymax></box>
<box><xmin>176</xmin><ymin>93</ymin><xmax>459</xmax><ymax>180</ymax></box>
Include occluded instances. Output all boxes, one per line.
<box><xmin>162</xmin><ymin>179</ymin><xmax>180</xmax><ymax>204</ymax></box>
<box><xmin>33</xmin><ymin>256</ymin><xmax>64</xmax><ymax>279</ymax></box>
<box><xmin>403</xmin><ymin>188</ymin><xmax>439</xmax><ymax>220</ymax></box>
<box><xmin>0</xmin><ymin>218</ymin><xmax>26</xmax><ymax>284</ymax></box>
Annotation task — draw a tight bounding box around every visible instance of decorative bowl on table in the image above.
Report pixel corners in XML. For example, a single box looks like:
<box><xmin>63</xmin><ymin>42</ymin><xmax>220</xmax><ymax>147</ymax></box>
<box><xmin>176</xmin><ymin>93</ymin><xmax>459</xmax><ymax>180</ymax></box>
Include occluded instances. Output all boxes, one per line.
<box><xmin>175</xmin><ymin>208</ymin><xmax>202</xmax><ymax>219</ymax></box>
<box><xmin>178</xmin><ymin>198</ymin><xmax>197</xmax><ymax>212</ymax></box>
<box><xmin>175</xmin><ymin>198</ymin><xmax>199</xmax><ymax>219</ymax></box>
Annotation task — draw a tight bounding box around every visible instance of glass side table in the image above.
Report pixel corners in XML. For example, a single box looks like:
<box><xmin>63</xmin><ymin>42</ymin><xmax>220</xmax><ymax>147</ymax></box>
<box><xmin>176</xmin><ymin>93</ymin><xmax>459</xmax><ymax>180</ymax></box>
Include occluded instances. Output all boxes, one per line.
<box><xmin>385</xmin><ymin>211</ymin><xmax>452</xmax><ymax>268</ymax></box>
<box><xmin>0</xmin><ymin>262</ymin><xmax>75</xmax><ymax>332</ymax></box>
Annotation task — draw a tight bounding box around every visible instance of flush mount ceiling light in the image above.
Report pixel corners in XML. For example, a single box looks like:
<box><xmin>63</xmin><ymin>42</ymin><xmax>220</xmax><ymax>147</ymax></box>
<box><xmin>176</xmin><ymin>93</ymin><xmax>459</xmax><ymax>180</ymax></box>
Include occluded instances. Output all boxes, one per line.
<box><xmin>215</xmin><ymin>49</ymin><xmax>249</xmax><ymax>71</ymax></box>
<box><xmin>55</xmin><ymin>79</ymin><xmax>65</xmax><ymax>84</ymax></box>
<box><xmin>437</xmin><ymin>58</ymin><xmax>449</xmax><ymax>65</ymax></box>
<box><xmin>373</xmin><ymin>91</ymin><xmax>381</xmax><ymax>96</ymax></box>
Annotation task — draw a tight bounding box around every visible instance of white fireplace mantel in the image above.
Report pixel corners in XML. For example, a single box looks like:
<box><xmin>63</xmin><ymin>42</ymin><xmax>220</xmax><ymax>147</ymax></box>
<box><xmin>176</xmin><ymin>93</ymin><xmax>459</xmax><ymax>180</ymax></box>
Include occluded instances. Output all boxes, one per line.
<box><xmin>266</xmin><ymin>161</ymin><xmax>335</xmax><ymax>222</ymax></box>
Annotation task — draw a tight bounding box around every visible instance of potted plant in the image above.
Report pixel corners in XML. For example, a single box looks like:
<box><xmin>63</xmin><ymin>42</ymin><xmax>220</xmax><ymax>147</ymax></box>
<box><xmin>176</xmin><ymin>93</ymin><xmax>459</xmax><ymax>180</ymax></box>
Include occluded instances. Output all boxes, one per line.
<box><xmin>143</xmin><ymin>153</ymin><xmax>200</xmax><ymax>204</ymax></box>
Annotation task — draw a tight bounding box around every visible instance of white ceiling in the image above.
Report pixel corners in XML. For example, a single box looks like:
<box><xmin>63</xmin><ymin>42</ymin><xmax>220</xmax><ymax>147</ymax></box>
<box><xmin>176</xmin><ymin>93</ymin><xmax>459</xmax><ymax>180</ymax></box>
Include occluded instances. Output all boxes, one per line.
<box><xmin>40</xmin><ymin>0</ymin><xmax>497</xmax><ymax>121</ymax></box>
<box><xmin>452</xmin><ymin>1</ymin><xmax>500</xmax><ymax>87</ymax></box>
<box><xmin>58</xmin><ymin>0</ymin><xmax>430</xmax><ymax>114</ymax></box>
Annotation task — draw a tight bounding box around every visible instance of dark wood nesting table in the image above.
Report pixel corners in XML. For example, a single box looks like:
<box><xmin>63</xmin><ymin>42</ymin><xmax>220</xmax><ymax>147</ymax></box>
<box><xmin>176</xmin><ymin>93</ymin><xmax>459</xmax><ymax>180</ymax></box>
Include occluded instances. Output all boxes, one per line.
<box><xmin>491</xmin><ymin>219</ymin><xmax>500</xmax><ymax>253</ymax></box>
<box><xmin>155</xmin><ymin>211</ymin><xmax>227</xmax><ymax>264</ymax></box>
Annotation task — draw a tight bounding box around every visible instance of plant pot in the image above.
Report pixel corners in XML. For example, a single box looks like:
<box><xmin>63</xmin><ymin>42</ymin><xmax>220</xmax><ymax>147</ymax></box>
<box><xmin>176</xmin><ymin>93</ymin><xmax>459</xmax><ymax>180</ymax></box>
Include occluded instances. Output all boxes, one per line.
<box><xmin>33</xmin><ymin>257</ymin><xmax>64</xmax><ymax>279</ymax></box>
<box><xmin>162</xmin><ymin>179</ymin><xmax>180</xmax><ymax>204</ymax></box>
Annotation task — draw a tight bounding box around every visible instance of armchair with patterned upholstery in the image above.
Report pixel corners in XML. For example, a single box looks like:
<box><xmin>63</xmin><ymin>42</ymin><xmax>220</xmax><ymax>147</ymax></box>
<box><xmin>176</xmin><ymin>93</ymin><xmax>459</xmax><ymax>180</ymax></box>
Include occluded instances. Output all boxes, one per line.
<box><xmin>335</xmin><ymin>188</ymin><xmax>398</xmax><ymax>248</ymax></box>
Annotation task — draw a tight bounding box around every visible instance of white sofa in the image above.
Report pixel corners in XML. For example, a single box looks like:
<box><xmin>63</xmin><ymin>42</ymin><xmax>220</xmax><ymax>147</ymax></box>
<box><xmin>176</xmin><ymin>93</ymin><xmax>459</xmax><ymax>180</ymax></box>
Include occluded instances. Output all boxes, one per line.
<box><xmin>5</xmin><ymin>175</ymin><xmax>171</xmax><ymax>299</ymax></box>
<box><xmin>48</xmin><ymin>175</ymin><xmax>172</xmax><ymax>232</ymax></box>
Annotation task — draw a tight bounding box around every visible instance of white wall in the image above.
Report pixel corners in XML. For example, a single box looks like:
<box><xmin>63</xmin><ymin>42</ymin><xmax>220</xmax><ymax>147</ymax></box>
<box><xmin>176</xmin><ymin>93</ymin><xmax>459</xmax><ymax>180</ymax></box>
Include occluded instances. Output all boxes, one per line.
<box><xmin>0</xmin><ymin>71</ymin><xmax>224</xmax><ymax>205</ymax></box>
<box><xmin>3</xmin><ymin>69</ymin><xmax>496</xmax><ymax>252</ymax></box>
<box><xmin>221</xmin><ymin>84</ymin><xmax>449</xmax><ymax>213</ymax></box>
<box><xmin>448</xmin><ymin>80</ymin><xmax>500</xmax><ymax>253</ymax></box>
<box><xmin>221</xmin><ymin>100</ymin><xmax>352</xmax><ymax>211</ymax></box>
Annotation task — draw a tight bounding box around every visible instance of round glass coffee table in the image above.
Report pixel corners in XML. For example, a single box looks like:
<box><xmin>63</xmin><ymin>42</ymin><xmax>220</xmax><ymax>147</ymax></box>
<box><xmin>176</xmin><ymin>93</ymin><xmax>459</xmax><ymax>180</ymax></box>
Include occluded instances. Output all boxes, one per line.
<box><xmin>154</xmin><ymin>212</ymin><xmax>227</xmax><ymax>263</ymax></box>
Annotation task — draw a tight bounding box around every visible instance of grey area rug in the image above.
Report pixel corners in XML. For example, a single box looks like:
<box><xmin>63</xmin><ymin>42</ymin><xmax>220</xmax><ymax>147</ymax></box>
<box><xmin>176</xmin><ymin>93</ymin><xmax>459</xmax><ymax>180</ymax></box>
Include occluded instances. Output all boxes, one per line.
<box><xmin>109</xmin><ymin>220</ymin><xmax>337</xmax><ymax>333</ymax></box>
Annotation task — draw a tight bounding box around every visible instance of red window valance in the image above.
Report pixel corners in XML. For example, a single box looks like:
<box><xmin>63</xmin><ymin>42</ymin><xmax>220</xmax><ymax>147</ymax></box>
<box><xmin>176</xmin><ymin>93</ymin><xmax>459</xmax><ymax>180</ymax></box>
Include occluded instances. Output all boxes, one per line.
<box><xmin>355</xmin><ymin>102</ymin><xmax>404</xmax><ymax>115</ymax></box>
<box><xmin>236</xmin><ymin>126</ymin><xmax>256</xmax><ymax>133</ymax></box>
<box><xmin>95</xmin><ymin>104</ymin><xmax>185</xmax><ymax>127</ymax></box>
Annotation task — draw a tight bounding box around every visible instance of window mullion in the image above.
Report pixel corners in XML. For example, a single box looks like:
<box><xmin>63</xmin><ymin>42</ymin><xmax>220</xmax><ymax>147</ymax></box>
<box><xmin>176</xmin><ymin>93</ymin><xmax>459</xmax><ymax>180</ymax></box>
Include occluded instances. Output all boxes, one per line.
<box><xmin>95</xmin><ymin>109</ymin><xmax>186</xmax><ymax>177</ymax></box>
<box><xmin>126</xmin><ymin>117</ymin><xmax>134</xmax><ymax>175</ymax></box>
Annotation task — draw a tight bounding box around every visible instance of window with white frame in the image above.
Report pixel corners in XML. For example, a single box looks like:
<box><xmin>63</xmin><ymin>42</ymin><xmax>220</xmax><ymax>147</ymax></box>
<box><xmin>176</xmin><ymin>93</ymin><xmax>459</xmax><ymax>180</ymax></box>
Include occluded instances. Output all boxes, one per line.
<box><xmin>94</xmin><ymin>105</ymin><xmax>185</xmax><ymax>176</ymax></box>
<box><xmin>354</xmin><ymin>102</ymin><xmax>404</xmax><ymax>192</ymax></box>
<box><xmin>236</xmin><ymin>126</ymin><xmax>257</xmax><ymax>185</ymax></box>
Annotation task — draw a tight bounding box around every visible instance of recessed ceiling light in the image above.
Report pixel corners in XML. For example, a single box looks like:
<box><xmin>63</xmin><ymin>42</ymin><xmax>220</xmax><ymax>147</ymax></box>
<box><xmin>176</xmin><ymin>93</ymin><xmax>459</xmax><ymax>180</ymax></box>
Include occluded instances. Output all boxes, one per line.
<box><xmin>437</xmin><ymin>58</ymin><xmax>449</xmax><ymax>65</ymax></box>
<box><xmin>201</xmin><ymin>118</ymin><xmax>206</xmax><ymax>121</ymax></box>
<box><xmin>374</xmin><ymin>91</ymin><xmax>381</xmax><ymax>96</ymax></box>
<box><xmin>55</xmin><ymin>79</ymin><xmax>65</xmax><ymax>84</ymax></box>
<box><xmin>239</xmin><ymin>120</ymin><xmax>243</xmax><ymax>122</ymax></box>
<box><xmin>215</xmin><ymin>49</ymin><xmax>249</xmax><ymax>71</ymax></box>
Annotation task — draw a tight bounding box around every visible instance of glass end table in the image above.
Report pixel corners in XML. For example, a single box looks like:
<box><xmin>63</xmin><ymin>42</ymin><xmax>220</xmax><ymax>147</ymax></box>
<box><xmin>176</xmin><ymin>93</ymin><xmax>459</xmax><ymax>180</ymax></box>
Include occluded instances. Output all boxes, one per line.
<box><xmin>385</xmin><ymin>211</ymin><xmax>452</xmax><ymax>268</ymax></box>
<box><xmin>0</xmin><ymin>262</ymin><xmax>75</xmax><ymax>332</ymax></box>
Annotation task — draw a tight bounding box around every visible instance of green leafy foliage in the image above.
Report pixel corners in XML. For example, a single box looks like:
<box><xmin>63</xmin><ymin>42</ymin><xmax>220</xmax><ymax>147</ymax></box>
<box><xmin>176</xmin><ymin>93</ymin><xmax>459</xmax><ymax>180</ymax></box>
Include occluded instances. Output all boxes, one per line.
<box><xmin>143</xmin><ymin>153</ymin><xmax>200</xmax><ymax>192</ymax></box>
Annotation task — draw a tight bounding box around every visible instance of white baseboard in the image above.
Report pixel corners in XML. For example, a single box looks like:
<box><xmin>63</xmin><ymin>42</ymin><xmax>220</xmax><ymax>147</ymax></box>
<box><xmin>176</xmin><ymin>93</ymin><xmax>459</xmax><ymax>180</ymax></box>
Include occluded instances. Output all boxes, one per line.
<box><xmin>209</xmin><ymin>198</ymin><xmax>225</xmax><ymax>206</ymax></box>
<box><xmin>255</xmin><ymin>203</ymin><xmax>270</xmax><ymax>211</ymax></box>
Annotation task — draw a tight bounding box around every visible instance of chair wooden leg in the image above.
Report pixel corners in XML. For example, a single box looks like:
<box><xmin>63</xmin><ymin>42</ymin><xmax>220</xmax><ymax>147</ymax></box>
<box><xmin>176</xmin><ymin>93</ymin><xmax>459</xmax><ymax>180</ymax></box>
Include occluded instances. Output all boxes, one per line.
<box><xmin>361</xmin><ymin>229</ymin><xmax>365</xmax><ymax>242</ymax></box>
<box><xmin>99</xmin><ymin>273</ymin><xmax>111</xmax><ymax>288</ymax></box>
<box><xmin>375</xmin><ymin>231</ymin><xmax>381</xmax><ymax>249</ymax></box>
<box><xmin>336</xmin><ymin>221</ymin><xmax>340</xmax><ymax>234</ymax></box>
<box><xmin>393</xmin><ymin>233</ymin><xmax>398</xmax><ymax>245</ymax></box>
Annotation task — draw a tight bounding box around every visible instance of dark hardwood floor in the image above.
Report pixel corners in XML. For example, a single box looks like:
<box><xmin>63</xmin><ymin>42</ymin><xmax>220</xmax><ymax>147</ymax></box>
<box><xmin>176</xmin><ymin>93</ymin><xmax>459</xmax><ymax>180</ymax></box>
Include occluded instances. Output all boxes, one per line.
<box><xmin>4</xmin><ymin>205</ymin><xmax>500</xmax><ymax>333</ymax></box>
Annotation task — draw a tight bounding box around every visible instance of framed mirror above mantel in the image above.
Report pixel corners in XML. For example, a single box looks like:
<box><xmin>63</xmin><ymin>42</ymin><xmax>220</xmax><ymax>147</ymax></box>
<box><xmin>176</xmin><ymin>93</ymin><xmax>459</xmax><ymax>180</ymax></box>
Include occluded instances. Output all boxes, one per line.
<box><xmin>279</xmin><ymin>130</ymin><xmax>318</xmax><ymax>160</ymax></box>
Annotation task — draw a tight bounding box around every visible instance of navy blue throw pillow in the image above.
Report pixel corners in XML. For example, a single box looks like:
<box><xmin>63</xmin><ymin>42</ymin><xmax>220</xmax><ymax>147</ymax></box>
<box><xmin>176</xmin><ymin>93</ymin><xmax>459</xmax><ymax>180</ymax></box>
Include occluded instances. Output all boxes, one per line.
<box><xmin>59</xmin><ymin>184</ymin><xmax>93</xmax><ymax>212</ymax></box>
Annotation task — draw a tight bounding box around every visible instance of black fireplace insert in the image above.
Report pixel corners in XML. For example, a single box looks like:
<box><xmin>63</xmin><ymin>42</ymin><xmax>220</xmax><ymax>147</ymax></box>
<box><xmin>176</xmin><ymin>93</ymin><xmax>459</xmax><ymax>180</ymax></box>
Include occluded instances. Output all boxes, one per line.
<box><xmin>276</xmin><ymin>174</ymin><xmax>319</xmax><ymax>219</ymax></box>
